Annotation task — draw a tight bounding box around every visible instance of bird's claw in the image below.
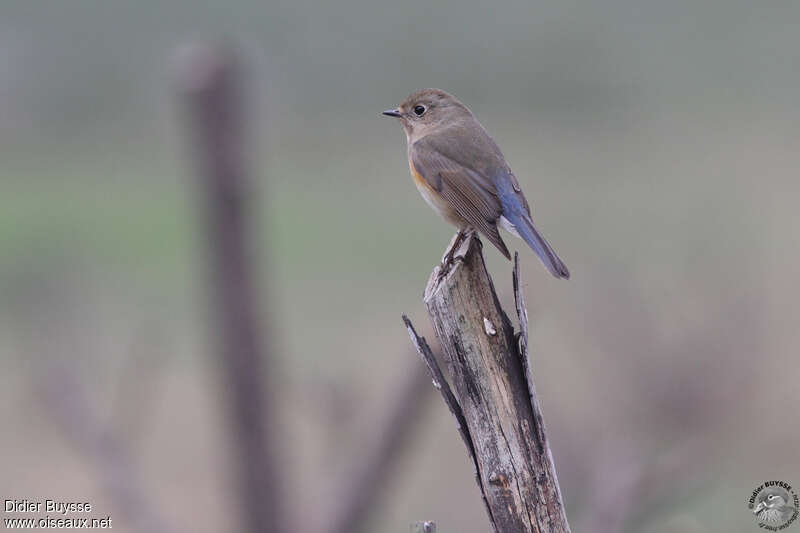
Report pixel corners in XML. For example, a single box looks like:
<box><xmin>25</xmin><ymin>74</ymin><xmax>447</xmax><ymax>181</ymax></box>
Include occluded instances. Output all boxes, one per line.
<box><xmin>435</xmin><ymin>229</ymin><xmax>472</xmax><ymax>285</ymax></box>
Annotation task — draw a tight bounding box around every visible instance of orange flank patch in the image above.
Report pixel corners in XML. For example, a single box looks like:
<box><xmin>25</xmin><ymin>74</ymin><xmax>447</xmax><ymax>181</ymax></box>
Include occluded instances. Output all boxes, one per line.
<box><xmin>407</xmin><ymin>157</ymin><xmax>463</xmax><ymax>226</ymax></box>
<box><xmin>409</xmin><ymin>159</ymin><xmax>433</xmax><ymax>191</ymax></box>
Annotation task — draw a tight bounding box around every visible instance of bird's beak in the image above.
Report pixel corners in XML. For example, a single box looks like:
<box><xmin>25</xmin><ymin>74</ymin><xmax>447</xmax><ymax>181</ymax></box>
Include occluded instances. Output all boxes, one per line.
<box><xmin>753</xmin><ymin>502</ymin><xmax>765</xmax><ymax>514</ymax></box>
<box><xmin>382</xmin><ymin>108</ymin><xmax>402</xmax><ymax>118</ymax></box>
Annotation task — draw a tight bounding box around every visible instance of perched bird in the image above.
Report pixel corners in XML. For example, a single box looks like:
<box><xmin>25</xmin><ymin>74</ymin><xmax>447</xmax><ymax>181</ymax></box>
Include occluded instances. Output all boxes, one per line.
<box><xmin>753</xmin><ymin>489</ymin><xmax>797</xmax><ymax>524</ymax></box>
<box><xmin>383</xmin><ymin>88</ymin><xmax>569</xmax><ymax>279</ymax></box>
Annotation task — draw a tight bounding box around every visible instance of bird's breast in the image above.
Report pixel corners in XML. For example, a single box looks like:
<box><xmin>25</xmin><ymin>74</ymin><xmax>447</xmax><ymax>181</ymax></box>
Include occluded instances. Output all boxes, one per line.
<box><xmin>408</xmin><ymin>158</ymin><xmax>464</xmax><ymax>227</ymax></box>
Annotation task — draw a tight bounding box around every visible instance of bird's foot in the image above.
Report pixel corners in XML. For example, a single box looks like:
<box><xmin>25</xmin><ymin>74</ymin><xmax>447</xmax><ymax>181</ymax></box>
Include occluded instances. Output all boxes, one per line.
<box><xmin>440</xmin><ymin>229</ymin><xmax>465</xmax><ymax>266</ymax></box>
<box><xmin>436</xmin><ymin>229</ymin><xmax>471</xmax><ymax>283</ymax></box>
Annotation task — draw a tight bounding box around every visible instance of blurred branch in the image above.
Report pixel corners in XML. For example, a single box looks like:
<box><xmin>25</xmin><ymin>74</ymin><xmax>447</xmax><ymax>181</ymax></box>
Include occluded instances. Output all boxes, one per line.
<box><xmin>37</xmin><ymin>364</ymin><xmax>178</xmax><ymax>533</ymax></box>
<box><xmin>404</xmin><ymin>234</ymin><xmax>571</xmax><ymax>533</ymax></box>
<box><xmin>321</xmin><ymin>358</ymin><xmax>433</xmax><ymax>533</ymax></box>
<box><xmin>176</xmin><ymin>44</ymin><xmax>284</xmax><ymax>533</ymax></box>
<box><xmin>403</xmin><ymin>317</ymin><xmax>494</xmax><ymax>527</ymax></box>
<box><xmin>581</xmin><ymin>435</ymin><xmax>714</xmax><ymax>533</ymax></box>
<box><xmin>576</xmin><ymin>285</ymin><xmax>762</xmax><ymax>532</ymax></box>
<box><xmin>111</xmin><ymin>325</ymin><xmax>170</xmax><ymax>446</ymax></box>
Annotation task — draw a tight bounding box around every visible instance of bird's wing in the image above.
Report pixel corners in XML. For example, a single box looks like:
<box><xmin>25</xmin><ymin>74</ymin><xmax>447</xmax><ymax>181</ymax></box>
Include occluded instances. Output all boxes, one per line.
<box><xmin>418</xmin><ymin>122</ymin><xmax>533</xmax><ymax>216</ymax></box>
<box><xmin>419</xmin><ymin>126</ymin><xmax>568</xmax><ymax>278</ymax></box>
<box><xmin>411</xmin><ymin>136</ymin><xmax>510</xmax><ymax>259</ymax></box>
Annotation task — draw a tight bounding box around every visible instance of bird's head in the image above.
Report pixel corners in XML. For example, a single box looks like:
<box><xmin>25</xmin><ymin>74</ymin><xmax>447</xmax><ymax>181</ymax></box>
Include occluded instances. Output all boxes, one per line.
<box><xmin>754</xmin><ymin>489</ymin><xmax>790</xmax><ymax>515</ymax></box>
<box><xmin>382</xmin><ymin>88</ymin><xmax>473</xmax><ymax>142</ymax></box>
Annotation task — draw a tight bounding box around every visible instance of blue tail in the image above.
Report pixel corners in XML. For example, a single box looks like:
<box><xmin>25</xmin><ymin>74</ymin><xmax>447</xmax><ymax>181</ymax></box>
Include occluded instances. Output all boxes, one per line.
<box><xmin>494</xmin><ymin>171</ymin><xmax>569</xmax><ymax>279</ymax></box>
<box><xmin>508</xmin><ymin>211</ymin><xmax>570</xmax><ymax>279</ymax></box>
<box><xmin>498</xmin><ymin>185</ymin><xmax>570</xmax><ymax>278</ymax></box>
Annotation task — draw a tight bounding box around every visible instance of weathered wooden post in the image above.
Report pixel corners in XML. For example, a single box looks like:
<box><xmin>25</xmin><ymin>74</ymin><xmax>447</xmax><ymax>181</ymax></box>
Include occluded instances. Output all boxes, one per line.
<box><xmin>404</xmin><ymin>233</ymin><xmax>570</xmax><ymax>533</ymax></box>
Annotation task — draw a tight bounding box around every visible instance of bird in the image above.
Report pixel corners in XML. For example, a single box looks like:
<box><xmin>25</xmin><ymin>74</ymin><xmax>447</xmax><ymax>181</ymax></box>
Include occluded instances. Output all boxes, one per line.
<box><xmin>753</xmin><ymin>489</ymin><xmax>797</xmax><ymax>524</ymax></box>
<box><xmin>383</xmin><ymin>88</ymin><xmax>569</xmax><ymax>279</ymax></box>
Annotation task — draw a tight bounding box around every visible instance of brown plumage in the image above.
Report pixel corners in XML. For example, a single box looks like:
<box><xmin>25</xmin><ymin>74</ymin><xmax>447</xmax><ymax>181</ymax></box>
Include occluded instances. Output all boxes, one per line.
<box><xmin>384</xmin><ymin>88</ymin><xmax>569</xmax><ymax>278</ymax></box>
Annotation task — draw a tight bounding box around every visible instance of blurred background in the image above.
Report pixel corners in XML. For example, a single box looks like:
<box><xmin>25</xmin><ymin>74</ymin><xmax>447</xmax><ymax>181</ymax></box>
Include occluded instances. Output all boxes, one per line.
<box><xmin>1</xmin><ymin>1</ymin><xmax>799</xmax><ymax>532</ymax></box>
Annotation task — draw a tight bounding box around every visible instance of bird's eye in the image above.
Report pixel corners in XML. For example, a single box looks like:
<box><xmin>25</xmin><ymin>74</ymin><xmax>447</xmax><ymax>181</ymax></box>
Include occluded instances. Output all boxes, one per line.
<box><xmin>413</xmin><ymin>105</ymin><xmax>426</xmax><ymax>116</ymax></box>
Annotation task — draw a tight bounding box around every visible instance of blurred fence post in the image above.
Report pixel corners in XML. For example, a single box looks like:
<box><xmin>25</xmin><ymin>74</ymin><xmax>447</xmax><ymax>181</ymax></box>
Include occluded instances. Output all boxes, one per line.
<box><xmin>175</xmin><ymin>45</ymin><xmax>284</xmax><ymax>533</ymax></box>
<box><xmin>404</xmin><ymin>234</ymin><xmax>570</xmax><ymax>533</ymax></box>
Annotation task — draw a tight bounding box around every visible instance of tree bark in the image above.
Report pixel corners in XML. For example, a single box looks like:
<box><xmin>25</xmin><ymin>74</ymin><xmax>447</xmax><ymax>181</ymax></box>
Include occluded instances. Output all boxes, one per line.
<box><xmin>405</xmin><ymin>233</ymin><xmax>570</xmax><ymax>533</ymax></box>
